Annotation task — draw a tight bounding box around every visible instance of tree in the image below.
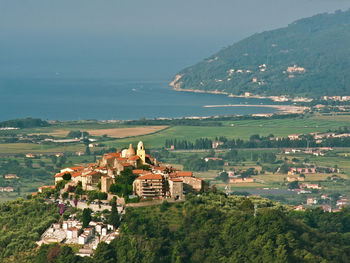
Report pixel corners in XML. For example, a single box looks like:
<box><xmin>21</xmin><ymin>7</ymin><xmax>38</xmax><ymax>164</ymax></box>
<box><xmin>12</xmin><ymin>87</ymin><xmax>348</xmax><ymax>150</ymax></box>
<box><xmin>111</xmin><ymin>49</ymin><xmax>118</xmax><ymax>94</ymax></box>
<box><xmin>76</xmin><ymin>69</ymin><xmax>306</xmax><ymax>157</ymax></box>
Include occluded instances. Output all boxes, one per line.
<box><xmin>216</xmin><ymin>171</ymin><xmax>229</xmax><ymax>183</ymax></box>
<box><xmin>82</xmin><ymin>208</ymin><xmax>92</xmax><ymax>228</ymax></box>
<box><xmin>85</xmin><ymin>146</ymin><xmax>91</xmax><ymax>156</ymax></box>
<box><xmin>24</xmin><ymin>158</ymin><xmax>33</xmax><ymax>168</ymax></box>
<box><xmin>50</xmin><ymin>155</ymin><xmax>57</xmax><ymax>165</ymax></box>
<box><xmin>93</xmin><ymin>242</ymin><xmax>116</xmax><ymax>263</ymax></box>
<box><xmin>62</xmin><ymin>173</ymin><xmax>71</xmax><ymax>181</ymax></box>
<box><xmin>109</xmin><ymin>200</ymin><xmax>120</xmax><ymax>229</ymax></box>
<box><xmin>288</xmin><ymin>181</ymin><xmax>299</xmax><ymax>189</ymax></box>
<box><xmin>58</xmin><ymin>246</ymin><xmax>77</xmax><ymax>263</ymax></box>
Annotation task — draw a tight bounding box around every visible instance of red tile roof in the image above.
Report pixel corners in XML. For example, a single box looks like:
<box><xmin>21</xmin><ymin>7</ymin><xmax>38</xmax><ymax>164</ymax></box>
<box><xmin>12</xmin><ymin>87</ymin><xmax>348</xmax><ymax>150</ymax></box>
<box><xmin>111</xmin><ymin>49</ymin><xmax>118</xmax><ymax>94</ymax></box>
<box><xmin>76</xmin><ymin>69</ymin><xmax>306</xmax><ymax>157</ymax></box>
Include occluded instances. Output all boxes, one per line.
<box><xmin>39</xmin><ymin>185</ymin><xmax>56</xmax><ymax>190</ymax></box>
<box><xmin>121</xmin><ymin>163</ymin><xmax>133</xmax><ymax>167</ymax></box>
<box><xmin>170</xmin><ymin>178</ymin><xmax>182</xmax><ymax>182</ymax></box>
<box><xmin>116</xmin><ymin>157</ymin><xmax>128</xmax><ymax>162</ymax></box>
<box><xmin>128</xmin><ymin>155</ymin><xmax>140</xmax><ymax>161</ymax></box>
<box><xmin>136</xmin><ymin>173</ymin><xmax>163</xmax><ymax>180</ymax></box>
<box><xmin>84</xmin><ymin>171</ymin><xmax>100</xmax><ymax>177</ymax></box>
<box><xmin>176</xmin><ymin>171</ymin><xmax>193</xmax><ymax>177</ymax></box>
<box><xmin>54</xmin><ymin>172</ymin><xmax>67</xmax><ymax>178</ymax></box>
<box><xmin>153</xmin><ymin>166</ymin><xmax>167</xmax><ymax>171</ymax></box>
<box><xmin>132</xmin><ymin>169</ymin><xmax>146</xmax><ymax>174</ymax></box>
<box><xmin>71</xmin><ymin>171</ymin><xmax>82</xmax><ymax>178</ymax></box>
<box><xmin>69</xmin><ymin>166</ymin><xmax>85</xmax><ymax>171</ymax></box>
<box><xmin>107</xmin><ymin>152</ymin><xmax>121</xmax><ymax>157</ymax></box>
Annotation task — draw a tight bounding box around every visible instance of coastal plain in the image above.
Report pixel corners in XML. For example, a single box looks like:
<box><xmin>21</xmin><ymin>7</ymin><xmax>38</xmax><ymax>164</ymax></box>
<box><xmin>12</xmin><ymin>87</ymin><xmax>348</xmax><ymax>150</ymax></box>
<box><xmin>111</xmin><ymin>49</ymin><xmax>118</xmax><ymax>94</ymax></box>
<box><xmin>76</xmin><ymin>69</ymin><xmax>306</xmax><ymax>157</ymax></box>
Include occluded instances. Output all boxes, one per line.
<box><xmin>1</xmin><ymin>114</ymin><xmax>350</xmax><ymax>154</ymax></box>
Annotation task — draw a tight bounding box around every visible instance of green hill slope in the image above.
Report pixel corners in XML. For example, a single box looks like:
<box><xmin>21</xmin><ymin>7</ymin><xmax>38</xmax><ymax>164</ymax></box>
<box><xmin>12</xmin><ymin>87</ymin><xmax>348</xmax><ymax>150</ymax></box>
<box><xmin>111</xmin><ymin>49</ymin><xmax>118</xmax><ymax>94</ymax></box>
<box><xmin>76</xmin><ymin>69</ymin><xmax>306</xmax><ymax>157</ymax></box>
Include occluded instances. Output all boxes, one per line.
<box><xmin>171</xmin><ymin>10</ymin><xmax>350</xmax><ymax>98</ymax></box>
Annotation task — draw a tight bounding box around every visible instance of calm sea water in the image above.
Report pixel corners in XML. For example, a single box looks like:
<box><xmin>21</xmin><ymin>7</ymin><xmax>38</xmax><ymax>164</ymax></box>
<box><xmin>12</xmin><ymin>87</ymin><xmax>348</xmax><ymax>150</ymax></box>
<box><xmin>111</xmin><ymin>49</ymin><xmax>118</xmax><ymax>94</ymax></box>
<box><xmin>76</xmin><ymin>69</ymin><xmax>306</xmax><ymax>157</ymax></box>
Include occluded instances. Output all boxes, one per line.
<box><xmin>0</xmin><ymin>77</ymin><xmax>276</xmax><ymax>121</ymax></box>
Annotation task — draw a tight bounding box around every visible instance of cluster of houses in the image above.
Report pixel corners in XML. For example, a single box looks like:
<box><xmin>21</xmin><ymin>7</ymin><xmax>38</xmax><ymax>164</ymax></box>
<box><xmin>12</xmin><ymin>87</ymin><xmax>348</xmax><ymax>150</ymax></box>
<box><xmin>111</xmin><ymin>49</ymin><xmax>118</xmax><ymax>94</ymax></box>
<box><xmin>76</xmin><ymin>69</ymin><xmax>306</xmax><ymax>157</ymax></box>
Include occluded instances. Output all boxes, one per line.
<box><xmin>38</xmin><ymin>217</ymin><xmax>119</xmax><ymax>257</ymax></box>
<box><xmin>4</xmin><ymin>174</ymin><xmax>19</xmax><ymax>179</ymax></box>
<box><xmin>295</xmin><ymin>195</ymin><xmax>348</xmax><ymax>213</ymax></box>
<box><xmin>322</xmin><ymin>96</ymin><xmax>350</xmax><ymax>101</ymax></box>
<box><xmin>0</xmin><ymin>186</ymin><xmax>14</xmax><ymax>192</ymax></box>
<box><xmin>54</xmin><ymin>141</ymin><xmax>203</xmax><ymax>200</ymax></box>
<box><xmin>288</xmin><ymin>131</ymin><xmax>350</xmax><ymax>144</ymax></box>
<box><xmin>284</xmin><ymin>147</ymin><xmax>333</xmax><ymax>156</ymax></box>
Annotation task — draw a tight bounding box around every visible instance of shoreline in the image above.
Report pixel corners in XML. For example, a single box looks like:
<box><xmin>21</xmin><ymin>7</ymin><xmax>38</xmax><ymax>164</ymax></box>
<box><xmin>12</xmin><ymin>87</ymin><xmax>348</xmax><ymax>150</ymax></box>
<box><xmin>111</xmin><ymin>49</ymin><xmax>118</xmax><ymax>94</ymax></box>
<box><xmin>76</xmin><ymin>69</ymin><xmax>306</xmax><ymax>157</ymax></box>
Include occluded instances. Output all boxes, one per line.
<box><xmin>203</xmin><ymin>104</ymin><xmax>308</xmax><ymax>114</ymax></box>
<box><xmin>173</xmin><ymin>87</ymin><xmax>270</xmax><ymax>100</ymax></box>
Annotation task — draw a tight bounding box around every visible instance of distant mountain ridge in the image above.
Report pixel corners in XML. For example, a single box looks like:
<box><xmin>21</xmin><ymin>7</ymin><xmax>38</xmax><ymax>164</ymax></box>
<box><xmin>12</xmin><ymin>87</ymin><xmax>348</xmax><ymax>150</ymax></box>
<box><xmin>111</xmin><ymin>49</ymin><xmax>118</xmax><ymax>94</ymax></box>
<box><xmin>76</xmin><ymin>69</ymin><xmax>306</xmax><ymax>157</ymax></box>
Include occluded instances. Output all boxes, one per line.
<box><xmin>170</xmin><ymin>9</ymin><xmax>350</xmax><ymax>98</ymax></box>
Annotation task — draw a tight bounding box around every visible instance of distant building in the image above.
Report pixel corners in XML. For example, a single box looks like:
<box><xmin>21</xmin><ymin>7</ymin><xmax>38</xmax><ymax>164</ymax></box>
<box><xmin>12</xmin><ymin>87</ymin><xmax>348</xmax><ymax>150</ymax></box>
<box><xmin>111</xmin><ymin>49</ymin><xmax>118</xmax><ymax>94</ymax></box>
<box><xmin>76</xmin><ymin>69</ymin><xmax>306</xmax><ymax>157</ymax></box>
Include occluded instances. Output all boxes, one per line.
<box><xmin>38</xmin><ymin>185</ymin><xmax>55</xmax><ymax>193</ymax></box>
<box><xmin>229</xmin><ymin>178</ymin><xmax>254</xmax><ymax>184</ymax></box>
<box><xmin>4</xmin><ymin>187</ymin><xmax>14</xmax><ymax>192</ymax></box>
<box><xmin>307</xmin><ymin>198</ymin><xmax>317</xmax><ymax>205</ymax></box>
<box><xmin>288</xmin><ymin>134</ymin><xmax>301</xmax><ymax>140</ymax></box>
<box><xmin>212</xmin><ymin>141</ymin><xmax>224</xmax><ymax>149</ymax></box>
<box><xmin>5</xmin><ymin>174</ymin><xmax>19</xmax><ymax>179</ymax></box>
<box><xmin>294</xmin><ymin>205</ymin><xmax>306</xmax><ymax>211</ymax></box>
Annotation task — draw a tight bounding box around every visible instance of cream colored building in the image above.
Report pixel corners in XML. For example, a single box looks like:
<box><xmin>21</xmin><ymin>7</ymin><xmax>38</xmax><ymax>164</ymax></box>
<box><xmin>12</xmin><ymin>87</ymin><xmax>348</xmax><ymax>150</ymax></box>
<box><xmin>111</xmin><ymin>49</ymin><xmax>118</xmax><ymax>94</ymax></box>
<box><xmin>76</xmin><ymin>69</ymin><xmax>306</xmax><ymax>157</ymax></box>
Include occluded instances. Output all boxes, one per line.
<box><xmin>133</xmin><ymin>173</ymin><xmax>165</xmax><ymax>198</ymax></box>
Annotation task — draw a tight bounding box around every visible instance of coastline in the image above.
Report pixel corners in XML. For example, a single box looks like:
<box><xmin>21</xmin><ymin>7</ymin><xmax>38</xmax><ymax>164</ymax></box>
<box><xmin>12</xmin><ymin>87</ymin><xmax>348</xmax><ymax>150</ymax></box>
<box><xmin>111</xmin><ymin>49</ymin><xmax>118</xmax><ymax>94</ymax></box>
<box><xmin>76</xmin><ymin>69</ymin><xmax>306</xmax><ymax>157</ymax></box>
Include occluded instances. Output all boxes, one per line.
<box><xmin>170</xmin><ymin>75</ymin><xmax>312</xmax><ymax>103</ymax></box>
<box><xmin>173</xmin><ymin>87</ymin><xmax>270</xmax><ymax>100</ymax></box>
<box><xmin>203</xmin><ymin>104</ymin><xmax>309</xmax><ymax>114</ymax></box>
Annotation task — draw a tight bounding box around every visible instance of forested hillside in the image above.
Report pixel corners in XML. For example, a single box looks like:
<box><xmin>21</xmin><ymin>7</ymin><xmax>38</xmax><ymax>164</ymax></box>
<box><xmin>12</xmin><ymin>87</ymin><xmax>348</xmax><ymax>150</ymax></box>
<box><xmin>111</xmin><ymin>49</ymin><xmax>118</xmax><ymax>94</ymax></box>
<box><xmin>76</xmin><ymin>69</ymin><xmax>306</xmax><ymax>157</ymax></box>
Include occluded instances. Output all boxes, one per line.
<box><xmin>35</xmin><ymin>193</ymin><xmax>350</xmax><ymax>263</ymax></box>
<box><xmin>171</xmin><ymin>9</ymin><xmax>350</xmax><ymax>98</ymax></box>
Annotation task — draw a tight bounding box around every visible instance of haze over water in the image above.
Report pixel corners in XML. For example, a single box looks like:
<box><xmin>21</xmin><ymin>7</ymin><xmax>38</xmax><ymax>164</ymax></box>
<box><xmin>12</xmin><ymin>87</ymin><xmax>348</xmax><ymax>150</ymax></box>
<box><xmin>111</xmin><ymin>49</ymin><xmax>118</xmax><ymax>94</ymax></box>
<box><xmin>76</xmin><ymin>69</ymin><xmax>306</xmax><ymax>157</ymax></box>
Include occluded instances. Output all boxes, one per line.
<box><xmin>0</xmin><ymin>77</ymin><xmax>276</xmax><ymax>121</ymax></box>
<box><xmin>1</xmin><ymin>1</ymin><xmax>350</xmax><ymax>121</ymax></box>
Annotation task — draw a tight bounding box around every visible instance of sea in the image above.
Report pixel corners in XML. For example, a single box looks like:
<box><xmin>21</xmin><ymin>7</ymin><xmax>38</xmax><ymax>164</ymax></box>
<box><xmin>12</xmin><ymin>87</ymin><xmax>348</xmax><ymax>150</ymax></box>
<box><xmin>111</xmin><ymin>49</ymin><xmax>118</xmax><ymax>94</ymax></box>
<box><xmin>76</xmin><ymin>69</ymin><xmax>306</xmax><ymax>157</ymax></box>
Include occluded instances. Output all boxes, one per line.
<box><xmin>0</xmin><ymin>77</ymin><xmax>277</xmax><ymax>121</ymax></box>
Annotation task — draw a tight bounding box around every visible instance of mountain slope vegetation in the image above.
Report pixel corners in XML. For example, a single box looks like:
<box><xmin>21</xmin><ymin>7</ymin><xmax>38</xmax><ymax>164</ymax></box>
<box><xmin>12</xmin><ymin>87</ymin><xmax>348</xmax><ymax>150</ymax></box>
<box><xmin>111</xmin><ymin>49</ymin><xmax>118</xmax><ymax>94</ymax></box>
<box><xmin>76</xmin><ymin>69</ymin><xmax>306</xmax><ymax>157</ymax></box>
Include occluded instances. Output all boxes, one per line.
<box><xmin>35</xmin><ymin>193</ymin><xmax>350</xmax><ymax>263</ymax></box>
<box><xmin>171</xmin><ymin>9</ymin><xmax>350</xmax><ymax>98</ymax></box>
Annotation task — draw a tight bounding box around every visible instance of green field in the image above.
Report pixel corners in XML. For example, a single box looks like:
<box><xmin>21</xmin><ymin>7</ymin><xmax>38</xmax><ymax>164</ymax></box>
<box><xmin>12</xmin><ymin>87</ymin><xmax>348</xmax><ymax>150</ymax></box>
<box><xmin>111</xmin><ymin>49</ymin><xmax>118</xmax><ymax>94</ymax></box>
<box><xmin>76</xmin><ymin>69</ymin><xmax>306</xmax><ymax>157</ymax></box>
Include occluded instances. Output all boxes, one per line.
<box><xmin>105</xmin><ymin>115</ymin><xmax>350</xmax><ymax>149</ymax></box>
<box><xmin>2</xmin><ymin>114</ymin><xmax>350</xmax><ymax>154</ymax></box>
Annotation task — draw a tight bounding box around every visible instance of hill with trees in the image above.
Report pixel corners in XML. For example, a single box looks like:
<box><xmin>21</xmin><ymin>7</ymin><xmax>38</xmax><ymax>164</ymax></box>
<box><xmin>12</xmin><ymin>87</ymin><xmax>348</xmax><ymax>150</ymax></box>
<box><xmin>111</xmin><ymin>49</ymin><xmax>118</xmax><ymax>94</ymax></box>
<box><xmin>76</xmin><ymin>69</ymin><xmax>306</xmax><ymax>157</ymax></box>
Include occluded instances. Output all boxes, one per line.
<box><xmin>2</xmin><ymin>193</ymin><xmax>350</xmax><ymax>262</ymax></box>
<box><xmin>171</xmin><ymin>9</ymin><xmax>350</xmax><ymax>98</ymax></box>
<box><xmin>33</xmin><ymin>193</ymin><xmax>350</xmax><ymax>263</ymax></box>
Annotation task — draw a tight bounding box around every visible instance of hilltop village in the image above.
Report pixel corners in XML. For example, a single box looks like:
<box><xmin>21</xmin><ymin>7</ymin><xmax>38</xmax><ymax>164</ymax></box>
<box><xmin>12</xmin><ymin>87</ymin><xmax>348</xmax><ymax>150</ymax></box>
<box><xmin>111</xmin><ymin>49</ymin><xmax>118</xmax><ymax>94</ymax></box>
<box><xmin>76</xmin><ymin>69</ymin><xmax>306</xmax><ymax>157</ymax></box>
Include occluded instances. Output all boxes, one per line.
<box><xmin>54</xmin><ymin>141</ymin><xmax>202</xmax><ymax>201</ymax></box>
<box><xmin>33</xmin><ymin>141</ymin><xmax>203</xmax><ymax>256</ymax></box>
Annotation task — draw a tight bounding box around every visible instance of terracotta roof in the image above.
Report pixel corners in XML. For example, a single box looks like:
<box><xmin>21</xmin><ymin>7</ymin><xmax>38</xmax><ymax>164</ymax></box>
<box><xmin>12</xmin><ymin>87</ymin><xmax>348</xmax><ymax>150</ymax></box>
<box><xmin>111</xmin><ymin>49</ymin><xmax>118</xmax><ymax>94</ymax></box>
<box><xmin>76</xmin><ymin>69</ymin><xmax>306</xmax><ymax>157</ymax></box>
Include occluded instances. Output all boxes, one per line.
<box><xmin>121</xmin><ymin>163</ymin><xmax>133</xmax><ymax>167</ymax></box>
<box><xmin>32</xmin><ymin>192</ymin><xmax>38</xmax><ymax>196</ymax></box>
<box><xmin>153</xmin><ymin>166</ymin><xmax>167</xmax><ymax>171</ymax></box>
<box><xmin>132</xmin><ymin>169</ymin><xmax>146</xmax><ymax>174</ymax></box>
<box><xmin>170</xmin><ymin>178</ymin><xmax>182</xmax><ymax>182</ymax></box>
<box><xmin>128</xmin><ymin>155</ymin><xmax>140</xmax><ymax>161</ymax></box>
<box><xmin>136</xmin><ymin>173</ymin><xmax>163</xmax><ymax>180</ymax></box>
<box><xmin>39</xmin><ymin>185</ymin><xmax>56</xmax><ymax>190</ymax></box>
<box><xmin>71</xmin><ymin>171</ymin><xmax>82</xmax><ymax>178</ymax></box>
<box><xmin>169</xmin><ymin>172</ymin><xmax>178</xmax><ymax>178</ymax></box>
<box><xmin>176</xmin><ymin>171</ymin><xmax>193</xmax><ymax>177</ymax></box>
<box><xmin>84</xmin><ymin>171</ymin><xmax>100</xmax><ymax>177</ymax></box>
<box><xmin>116</xmin><ymin>157</ymin><xmax>128</xmax><ymax>161</ymax></box>
<box><xmin>54</xmin><ymin>172</ymin><xmax>68</xmax><ymax>178</ymax></box>
<box><xmin>107</xmin><ymin>152</ymin><xmax>121</xmax><ymax>157</ymax></box>
<box><xmin>69</xmin><ymin>166</ymin><xmax>85</xmax><ymax>171</ymax></box>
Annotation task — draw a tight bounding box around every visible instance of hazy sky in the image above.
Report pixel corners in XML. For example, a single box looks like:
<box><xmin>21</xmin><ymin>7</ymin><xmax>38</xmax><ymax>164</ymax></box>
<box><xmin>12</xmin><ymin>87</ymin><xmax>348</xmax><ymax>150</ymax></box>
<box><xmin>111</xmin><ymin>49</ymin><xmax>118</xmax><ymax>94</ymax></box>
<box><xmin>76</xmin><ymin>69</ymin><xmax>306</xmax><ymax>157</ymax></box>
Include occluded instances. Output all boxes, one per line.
<box><xmin>1</xmin><ymin>0</ymin><xmax>350</xmax><ymax>79</ymax></box>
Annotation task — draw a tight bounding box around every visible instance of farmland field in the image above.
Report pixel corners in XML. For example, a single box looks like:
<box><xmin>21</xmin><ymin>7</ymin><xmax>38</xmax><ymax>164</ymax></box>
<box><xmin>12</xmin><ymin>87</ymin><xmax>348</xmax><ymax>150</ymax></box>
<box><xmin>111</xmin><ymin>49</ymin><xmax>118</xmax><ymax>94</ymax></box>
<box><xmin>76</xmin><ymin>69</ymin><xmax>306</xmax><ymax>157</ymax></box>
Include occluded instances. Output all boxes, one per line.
<box><xmin>105</xmin><ymin>115</ymin><xmax>350</xmax><ymax>149</ymax></box>
<box><xmin>2</xmin><ymin>114</ymin><xmax>350</xmax><ymax>153</ymax></box>
<box><xmin>86</xmin><ymin>126</ymin><xmax>168</xmax><ymax>138</ymax></box>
